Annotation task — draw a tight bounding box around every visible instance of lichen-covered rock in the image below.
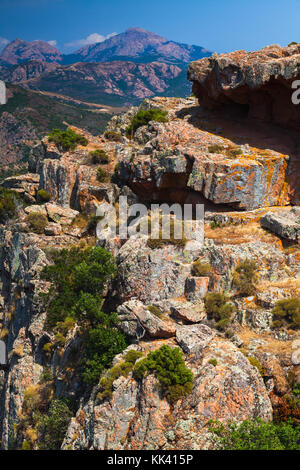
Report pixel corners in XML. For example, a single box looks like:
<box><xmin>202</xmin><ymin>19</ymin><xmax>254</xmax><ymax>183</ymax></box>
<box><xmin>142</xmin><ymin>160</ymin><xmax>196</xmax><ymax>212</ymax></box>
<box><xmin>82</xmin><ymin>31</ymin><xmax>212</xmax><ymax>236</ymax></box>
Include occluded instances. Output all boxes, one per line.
<box><xmin>176</xmin><ymin>324</ymin><xmax>215</xmax><ymax>354</ymax></box>
<box><xmin>115</xmin><ymin>97</ymin><xmax>289</xmax><ymax>210</ymax></box>
<box><xmin>260</xmin><ymin>207</ymin><xmax>300</xmax><ymax>241</ymax></box>
<box><xmin>115</xmin><ymin>236</ymin><xmax>193</xmax><ymax>304</ymax></box>
<box><xmin>62</xmin><ymin>338</ymin><xmax>272</xmax><ymax>450</ymax></box>
<box><xmin>188</xmin><ymin>44</ymin><xmax>300</xmax><ymax>129</ymax></box>
<box><xmin>117</xmin><ymin>299</ymin><xmax>176</xmax><ymax>340</ymax></box>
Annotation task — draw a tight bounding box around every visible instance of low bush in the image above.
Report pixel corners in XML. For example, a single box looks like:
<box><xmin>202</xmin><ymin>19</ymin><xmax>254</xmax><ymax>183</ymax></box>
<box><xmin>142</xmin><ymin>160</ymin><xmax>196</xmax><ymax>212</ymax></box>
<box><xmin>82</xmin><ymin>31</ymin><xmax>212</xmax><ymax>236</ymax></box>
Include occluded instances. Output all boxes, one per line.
<box><xmin>204</xmin><ymin>292</ymin><xmax>235</xmax><ymax>330</ymax></box>
<box><xmin>191</xmin><ymin>259</ymin><xmax>211</xmax><ymax>277</ymax></box>
<box><xmin>147</xmin><ymin>219</ymin><xmax>187</xmax><ymax>249</ymax></box>
<box><xmin>208</xmin><ymin>144</ymin><xmax>224</xmax><ymax>154</ymax></box>
<box><xmin>37</xmin><ymin>189</ymin><xmax>51</xmax><ymax>203</ymax></box>
<box><xmin>147</xmin><ymin>305</ymin><xmax>164</xmax><ymax>319</ymax></box>
<box><xmin>48</xmin><ymin>128</ymin><xmax>88</xmax><ymax>152</ymax></box>
<box><xmin>232</xmin><ymin>259</ymin><xmax>258</xmax><ymax>297</ymax></box>
<box><xmin>209</xmin><ymin>418</ymin><xmax>300</xmax><ymax>450</ymax></box>
<box><xmin>89</xmin><ymin>149</ymin><xmax>109</xmax><ymax>164</ymax></box>
<box><xmin>38</xmin><ymin>399</ymin><xmax>73</xmax><ymax>450</ymax></box>
<box><xmin>104</xmin><ymin>130</ymin><xmax>122</xmax><ymax>142</ymax></box>
<box><xmin>247</xmin><ymin>356</ymin><xmax>265</xmax><ymax>376</ymax></box>
<box><xmin>0</xmin><ymin>188</ymin><xmax>21</xmax><ymax>223</ymax></box>
<box><xmin>272</xmin><ymin>297</ymin><xmax>300</xmax><ymax>329</ymax></box>
<box><xmin>25</xmin><ymin>212</ymin><xmax>48</xmax><ymax>234</ymax></box>
<box><xmin>99</xmin><ymin>350</ymin><xmax>143</xmax><ymax>400</ymax></box>
<box><xmin>126</xmin><ymin>109</ymin><xmax>168</xmax><ymax>138</ymax></box>
<box><xmin>96</xmin><ymin>167</ymin><xmax>108</xmax><ymax>183</ymax></box>
<box><xmin>133</xmin><ymin>345</ymin><xmax>194</xmax><ymax>403</ymax></box>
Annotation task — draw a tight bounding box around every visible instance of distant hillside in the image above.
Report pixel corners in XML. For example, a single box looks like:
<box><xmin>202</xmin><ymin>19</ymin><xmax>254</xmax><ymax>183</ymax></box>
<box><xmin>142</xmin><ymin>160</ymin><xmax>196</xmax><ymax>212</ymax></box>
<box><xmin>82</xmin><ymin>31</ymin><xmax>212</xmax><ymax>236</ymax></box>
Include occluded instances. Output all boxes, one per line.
<box><xmin>0</xmin><ymin>84</ymin><xmax>112</xmax><ymax>179</ymax></box>
<box><xmin>0</xmin><ymin>28</ymin><xmax>211</xmax><ymax>106</ymax></box>
<box><xmin>1</xmin><ymin>60</ymin><xmax>190</xmax><ymax>106</ymax></box>
<box><xmin>0</xmin><ymin>39</ymin><xmax>62</xmax><ymax>65</ymax></box>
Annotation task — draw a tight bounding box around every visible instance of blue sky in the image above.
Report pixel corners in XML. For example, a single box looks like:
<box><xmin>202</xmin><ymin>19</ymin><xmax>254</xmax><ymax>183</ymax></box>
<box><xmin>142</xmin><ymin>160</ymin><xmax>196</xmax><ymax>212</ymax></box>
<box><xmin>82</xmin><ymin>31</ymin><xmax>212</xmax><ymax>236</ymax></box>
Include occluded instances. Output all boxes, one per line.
<box><xmin>0</xmin><ymin>0</ymin><xmax>299</xmax><ymax>54</ymax></box>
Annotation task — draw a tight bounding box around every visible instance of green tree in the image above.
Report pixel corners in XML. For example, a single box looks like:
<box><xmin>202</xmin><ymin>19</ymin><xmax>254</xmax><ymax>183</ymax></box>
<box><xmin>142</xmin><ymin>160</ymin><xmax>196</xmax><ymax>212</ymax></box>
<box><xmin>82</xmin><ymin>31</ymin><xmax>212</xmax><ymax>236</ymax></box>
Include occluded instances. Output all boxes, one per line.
<box><xmin>209</xmin><ymin>418</ymin><xmax>300</xmax><ymax>450</ymax></box>
<box><xmin>38</xmin><ymin>399</ymin><xmax>72</xmax><ymax>450</ymax></box>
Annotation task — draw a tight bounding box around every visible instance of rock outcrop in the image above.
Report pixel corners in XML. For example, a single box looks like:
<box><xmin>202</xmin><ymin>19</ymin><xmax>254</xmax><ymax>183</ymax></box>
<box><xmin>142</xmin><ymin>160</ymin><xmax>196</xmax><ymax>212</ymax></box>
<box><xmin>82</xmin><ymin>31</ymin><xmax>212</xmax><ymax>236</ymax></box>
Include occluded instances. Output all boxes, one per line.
<box><xmin>62</xmin><ymin>338</ymin><xmax>272</xmax><ymax>450</ymax></box>
<box><xmin>188</xmin><ymin>44</ymin><xmax>300</xmax><ymax>129</ymax></box>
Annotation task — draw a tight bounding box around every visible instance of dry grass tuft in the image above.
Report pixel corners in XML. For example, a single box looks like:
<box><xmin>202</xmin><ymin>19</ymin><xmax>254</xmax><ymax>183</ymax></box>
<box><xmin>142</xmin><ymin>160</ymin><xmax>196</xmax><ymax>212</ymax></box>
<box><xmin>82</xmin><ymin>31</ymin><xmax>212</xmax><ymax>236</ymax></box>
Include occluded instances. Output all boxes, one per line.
<box><xmin>205</xmin><ymin>222</ymin><xmax>282</xmax><ymax>246</ymax></box>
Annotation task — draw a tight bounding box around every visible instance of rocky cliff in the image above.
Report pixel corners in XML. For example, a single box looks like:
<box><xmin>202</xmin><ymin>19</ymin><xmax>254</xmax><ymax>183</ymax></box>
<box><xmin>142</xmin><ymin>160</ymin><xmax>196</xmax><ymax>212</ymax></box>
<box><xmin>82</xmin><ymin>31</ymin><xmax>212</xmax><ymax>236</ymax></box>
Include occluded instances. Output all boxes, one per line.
<box><xmin>0</xmin><ymin>47</ymin><xmax>299</xmax><ymax>450</ymax></box>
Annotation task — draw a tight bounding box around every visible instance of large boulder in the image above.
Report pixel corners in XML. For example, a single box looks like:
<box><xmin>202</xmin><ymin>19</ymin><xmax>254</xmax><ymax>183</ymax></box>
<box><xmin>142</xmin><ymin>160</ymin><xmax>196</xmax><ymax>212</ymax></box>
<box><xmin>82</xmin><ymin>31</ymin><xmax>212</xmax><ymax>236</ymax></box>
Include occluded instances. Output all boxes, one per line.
<box><xmin>117</xmin><ymin>299</ymin><xmax>176</xmax><ymax>340</ymax></box>
<box><xmin>260</xmin><ymin>207</ymin><xmax>300</xmax><ymax>241</ymax></box>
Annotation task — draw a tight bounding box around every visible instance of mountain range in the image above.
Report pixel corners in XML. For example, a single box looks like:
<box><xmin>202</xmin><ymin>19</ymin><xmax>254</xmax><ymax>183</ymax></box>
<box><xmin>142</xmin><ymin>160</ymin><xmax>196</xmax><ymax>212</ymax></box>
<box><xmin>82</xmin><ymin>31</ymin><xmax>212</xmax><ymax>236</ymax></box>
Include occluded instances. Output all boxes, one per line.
<box><xmin>0</xmin><ymin>28</ymin><xmax>211</xmax><ymax>105</ymax></box>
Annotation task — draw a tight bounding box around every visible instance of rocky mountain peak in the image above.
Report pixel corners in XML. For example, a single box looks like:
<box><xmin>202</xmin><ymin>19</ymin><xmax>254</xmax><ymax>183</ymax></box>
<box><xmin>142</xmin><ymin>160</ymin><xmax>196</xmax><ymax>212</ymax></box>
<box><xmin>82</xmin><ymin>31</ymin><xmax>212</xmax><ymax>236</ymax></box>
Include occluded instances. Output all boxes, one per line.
<box><xmin>0</xmin><ymin>39</ymin><xmax>62</xmax><ymax>65</ymax></box>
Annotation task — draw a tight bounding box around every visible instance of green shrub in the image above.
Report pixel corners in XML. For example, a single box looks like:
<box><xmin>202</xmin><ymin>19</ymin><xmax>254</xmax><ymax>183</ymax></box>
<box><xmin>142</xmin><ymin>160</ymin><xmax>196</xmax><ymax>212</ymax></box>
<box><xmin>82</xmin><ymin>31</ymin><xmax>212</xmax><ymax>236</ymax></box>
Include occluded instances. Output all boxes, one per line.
<box><xmin>38</xmin><ymin>399</ymin><xmax>73</xmax><ymax>450</ymax></box>
<box><xmin>41</xmin><ymin>246</ymin><xmax>116</xmax><ymax>329</ymax></box>
<box><xmin>99</xmin><ymin>350</ymin><xmax>143</xmax><ymax>400</ymax></box>
<box><xmin>272</xmin><ymin>298</ymin><xmax>300</xmax><ymax>330</ymax></box>
<box><xmin>37</xmin><ymin>189</ymin><xmax>51</xmax><ymax>203</ymax></box>
<box><xmin>25</xmin><ymin>212</ymin><xmax>48</xmax><ymax>234</ymax></box>
<box><xmin>288</xmin><ymin>41</ymin><xmax>298</xmax><ymax>46</ymax></box>
<box><xmin>81</xmin><ymin>325</ymin><xmax>127</xmax><ymax>385</ymax></box>
<box><xmin>225</xmin><ymin>146</ymin><xmax>243</xmax><ymax>158</ymax></box>
<box><xmin>147</xmin><ymin>305</ymin><xmax>164</xmax><ymax>319</ymax></box>
<box><xmin>204</xmin><ymin>292</ymin><xmax>235</xmax><ymax>330</ymax></box>
<box><xmin>209</xmin><ymin>418</ymin><xmax>300</xmax><ymax>450</ymax></box>
<box><xmin>208</xmin><ymin>358</ymin><xmax>218</xmax><ymax>366</ymax></box>
<box><xmin>96</xmin><ymin>167</ymin><xmax>108</xmax><ymax>183</ymax></box>
<box><xmin>48</xmin><ymin>128</ymin><xmax>88</xmax><ymax>152</ymax></box>
<box><xmin>41</xmin><ymin>245</ymin><xmax>126</xmax><ymax>386</ymax></box>
<box><xmin>232</xmin><ymin>259</ymin><xmax>258</xmax><ymax>297</ymax></box>
<box><xmin>0</xmin><ymin>188</ymin><xmax>21</xmax><ymax>223</ymax></box>
<box><xmin>133</xmin><ymin>345</ymin><xmax>194</xmax><ymax>403</ymax></box>
<box><xmin>191</xmin><ymin>260</ymin><xmax>211</xmax><ymax>276</ymax></box>
<box><xmin>208</xmin><ymin>144</ymin><xmax>224</xmax><ymax>154</ymax></box>
<box><xmin>247</xmin><ymin>356</ymin><xmax>265</xmax><ymax>376</ymax></box>
<box><xmin>89</xmin><ymin>149</ymin><xmax>109</xmax><ymax>164</ymax></box>
<box><xmin>126</xmin><ymin>109</ymin><xmax>168</xmax><ymax>138</ymax></box>
<box><xmin>104</xmin><ymin>130</ymin><xmax>122</xmax><ymax>142</ymax></box>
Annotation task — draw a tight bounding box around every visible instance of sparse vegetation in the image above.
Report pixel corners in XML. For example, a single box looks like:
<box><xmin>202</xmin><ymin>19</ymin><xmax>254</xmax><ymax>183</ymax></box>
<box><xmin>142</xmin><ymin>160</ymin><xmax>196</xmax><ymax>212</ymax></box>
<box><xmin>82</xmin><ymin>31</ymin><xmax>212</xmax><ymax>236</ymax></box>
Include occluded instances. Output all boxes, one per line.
<box><xmin>208</xmin><ymin>144</ymin><xmax>224</xmax><ymax>154</ymax></box>
<box><xmin>37</xmin><ymin>189</ymin><xmax>51</xmax><ymax>203</ymax></box>
<box><xmin>232</xmin><ymin>259</ymin><xmax>259</xmax><ymax>297</ymax></box>
<box><xmin>147</xmin><ymin>305</ymin><xmax>164</xmax><ymax>319</ymax></box>
<box><xmin>0</xmin><ymin>188</ymin><xmax>21</xmax><ymax>223</ymax></box>
<box><xmin>89</xmin><ymin>149</ymin><xmax>110</xmax><ymax>164</ymax></box>
<box><xmin>204</xmin><ymin>292</ymin><xmax>235</xmax><ymax>330</ymax></box>
<box><xmin>98</xmin><ymin>350</ymin><xmax>144</xmax><ymax>400</ymax></box>
<box><xmin>272</xmin><ymin>298</ymin><xmax>300</xmax><ymax>330</ymax></box>
<box><xmin>126</xmin><ymin>109</ymin><xmax>168</xmax><ymax>138</ymax></box>
<box><xmin>25</xmin><ymin>212</ymin><xmax>48</xmax><ymax>234</ymax></box>
<box><xmin>96</xmin><ymin>167</ymin><xmax>108</xmax><ymax>183</ymax></box>
<box><xmin>191</xmin><ymin>259</ymin><xmax>211</xmax><ymax>277</ymax></box>
<box><xmin>133</xmin><ymin>345</ymin><xmax>194</xmax><ymax>403</ymax></box>
<box><xmin>104</xmin><ymin>130</ymin><xmax>122</xmax><ymax>142</ymax></box>
<box><xmin>48</xmin><ymin>128</ymin><xmax>88</xmax><ymax>152</ymax></box>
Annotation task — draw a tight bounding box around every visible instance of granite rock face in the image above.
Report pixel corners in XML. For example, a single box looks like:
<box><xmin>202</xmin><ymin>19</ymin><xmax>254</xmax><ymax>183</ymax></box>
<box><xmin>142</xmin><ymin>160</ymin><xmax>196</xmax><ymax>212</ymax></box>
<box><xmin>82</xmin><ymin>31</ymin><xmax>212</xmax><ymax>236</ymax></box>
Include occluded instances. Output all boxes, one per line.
<box><xmin>115</xmin><ymin>97</ymin><xmax>289</xmax><ymax>210</ymax></box>
<box><xmin>188</xmin><ymin>44</ymin><xmax>300</xmax><ymax>128</ymax></box>
<box><xmin>62</xmin><ymin>338</ymin><xmax>272</xmax><ymax>450</ymax></box>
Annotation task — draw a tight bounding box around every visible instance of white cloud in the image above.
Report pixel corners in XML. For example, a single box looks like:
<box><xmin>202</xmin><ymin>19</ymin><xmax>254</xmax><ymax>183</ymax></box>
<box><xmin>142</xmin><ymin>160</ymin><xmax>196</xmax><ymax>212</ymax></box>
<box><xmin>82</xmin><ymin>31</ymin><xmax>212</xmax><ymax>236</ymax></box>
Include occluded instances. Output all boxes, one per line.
<box><xmin>65</xmin><ymin>32</ymin><xmax>117</xmax><ymax>49</ymax></box>
<box><xmin>47</xmin><ymin>40</ymin><xmax>57</xmax><ymax>47</ymax></box>
<box><xmin>0</xmin><ymin>37</ymin><xmax>9</xmax><ymax>52</ymax></box>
